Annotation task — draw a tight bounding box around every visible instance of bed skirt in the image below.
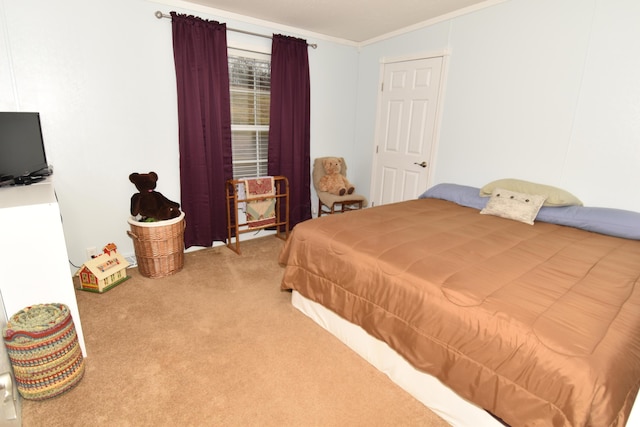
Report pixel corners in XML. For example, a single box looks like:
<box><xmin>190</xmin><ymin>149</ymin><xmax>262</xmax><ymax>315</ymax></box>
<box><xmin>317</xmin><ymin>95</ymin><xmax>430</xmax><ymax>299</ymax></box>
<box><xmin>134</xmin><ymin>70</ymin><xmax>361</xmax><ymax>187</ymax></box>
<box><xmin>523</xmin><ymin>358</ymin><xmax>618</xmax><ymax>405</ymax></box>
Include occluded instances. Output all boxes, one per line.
<box><xmin>291</xmin><ymin>291</ymin><xmax>500</xmax><ymax>427</ymax></box>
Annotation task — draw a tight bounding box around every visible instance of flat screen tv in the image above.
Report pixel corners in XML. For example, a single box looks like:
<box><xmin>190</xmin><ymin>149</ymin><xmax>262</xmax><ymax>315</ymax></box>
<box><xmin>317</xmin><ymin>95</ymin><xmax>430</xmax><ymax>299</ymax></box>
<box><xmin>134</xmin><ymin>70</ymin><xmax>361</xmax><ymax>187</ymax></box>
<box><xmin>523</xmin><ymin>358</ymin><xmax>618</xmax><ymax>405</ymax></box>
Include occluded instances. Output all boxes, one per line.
<box><xmin>0</xmin><ymin>112</ymin><xmax>51</xmax><ymax>183</ymax></box>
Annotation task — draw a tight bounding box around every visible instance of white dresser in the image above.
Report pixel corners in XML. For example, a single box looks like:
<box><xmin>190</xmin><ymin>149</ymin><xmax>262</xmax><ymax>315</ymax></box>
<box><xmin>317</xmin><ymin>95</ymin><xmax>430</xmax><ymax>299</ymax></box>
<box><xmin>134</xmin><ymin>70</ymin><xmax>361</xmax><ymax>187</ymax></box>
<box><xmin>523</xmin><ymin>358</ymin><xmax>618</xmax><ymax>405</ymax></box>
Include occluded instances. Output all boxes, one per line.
<box><xmin>0</xmin><ymin>178</ymin><xmax>86</xmax><ymax>356</ymax></box>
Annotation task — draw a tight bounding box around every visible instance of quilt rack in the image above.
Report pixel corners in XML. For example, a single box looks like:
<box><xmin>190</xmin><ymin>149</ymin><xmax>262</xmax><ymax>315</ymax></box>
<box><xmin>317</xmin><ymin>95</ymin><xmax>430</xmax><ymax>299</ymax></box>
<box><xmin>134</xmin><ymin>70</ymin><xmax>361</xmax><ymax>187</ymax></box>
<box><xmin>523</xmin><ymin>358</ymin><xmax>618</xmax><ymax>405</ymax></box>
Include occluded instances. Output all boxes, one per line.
<box><xmin>225</xmin><ymin>176</ymin><xmax>289</xmax><ymax>254</ymax></box>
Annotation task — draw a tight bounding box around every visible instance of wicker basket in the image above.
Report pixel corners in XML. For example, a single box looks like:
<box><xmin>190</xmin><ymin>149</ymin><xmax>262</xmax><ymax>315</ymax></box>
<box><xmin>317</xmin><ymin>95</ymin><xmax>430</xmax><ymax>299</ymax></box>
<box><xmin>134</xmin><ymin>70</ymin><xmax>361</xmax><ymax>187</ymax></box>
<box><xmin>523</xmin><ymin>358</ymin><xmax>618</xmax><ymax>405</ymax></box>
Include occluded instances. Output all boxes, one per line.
<box><xmin>127</xmin><ymin>212</ymin><xmax>185</xmax><ymax>278</ymax></box>
<box><xmin>3</xmin><ymin>303</ymin><xmax>85</xmax><ymax>400</ymax></box>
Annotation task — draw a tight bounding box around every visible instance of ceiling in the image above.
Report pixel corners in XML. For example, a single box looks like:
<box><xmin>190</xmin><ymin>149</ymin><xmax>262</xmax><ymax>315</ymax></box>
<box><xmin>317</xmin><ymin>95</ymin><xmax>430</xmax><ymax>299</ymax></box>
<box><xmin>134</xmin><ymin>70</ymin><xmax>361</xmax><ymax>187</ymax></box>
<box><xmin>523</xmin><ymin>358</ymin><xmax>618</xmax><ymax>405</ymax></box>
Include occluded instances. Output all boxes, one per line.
<box><xmin>181</xmin><ymin>0</ymin><xmax>499</xmax><ymax>43</ymax></box>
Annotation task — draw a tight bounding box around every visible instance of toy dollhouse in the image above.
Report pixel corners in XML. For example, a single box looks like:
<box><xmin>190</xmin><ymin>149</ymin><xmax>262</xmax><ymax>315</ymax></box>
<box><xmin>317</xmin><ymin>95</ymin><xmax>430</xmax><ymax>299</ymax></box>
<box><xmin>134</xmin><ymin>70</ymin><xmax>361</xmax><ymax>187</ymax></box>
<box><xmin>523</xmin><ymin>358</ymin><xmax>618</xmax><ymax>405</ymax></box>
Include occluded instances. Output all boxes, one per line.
<box><xmin>77</xmin><ymin>243</ymin><xmax>130</xmax><ymax>293</ymax></box>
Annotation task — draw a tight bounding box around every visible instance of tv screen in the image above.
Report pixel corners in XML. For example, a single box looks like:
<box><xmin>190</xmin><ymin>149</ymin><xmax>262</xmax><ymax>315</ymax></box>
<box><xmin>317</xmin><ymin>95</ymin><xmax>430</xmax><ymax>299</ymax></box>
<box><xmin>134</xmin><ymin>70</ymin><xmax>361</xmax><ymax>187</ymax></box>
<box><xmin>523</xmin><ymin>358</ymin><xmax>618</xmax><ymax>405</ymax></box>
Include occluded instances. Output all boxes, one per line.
<box><xmin>0</xmin><ymin>112</ymin><xmax>50</xmax><ymax>182</ymax></box>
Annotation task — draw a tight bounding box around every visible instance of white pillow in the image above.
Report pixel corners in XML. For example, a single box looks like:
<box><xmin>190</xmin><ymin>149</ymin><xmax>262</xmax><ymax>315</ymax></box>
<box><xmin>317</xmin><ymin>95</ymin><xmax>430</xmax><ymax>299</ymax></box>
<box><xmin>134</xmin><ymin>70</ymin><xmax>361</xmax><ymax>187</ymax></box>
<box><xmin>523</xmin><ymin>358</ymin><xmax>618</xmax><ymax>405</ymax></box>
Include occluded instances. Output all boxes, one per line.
<box><xmin>480</xmin><ymin>188</ymin><xmax>547</xmax><ymax>225</ymax></box>
<box><xmin>480</xmin><ymin>178</ymin><xmax>582</xmax><ymax>207</ymax></box>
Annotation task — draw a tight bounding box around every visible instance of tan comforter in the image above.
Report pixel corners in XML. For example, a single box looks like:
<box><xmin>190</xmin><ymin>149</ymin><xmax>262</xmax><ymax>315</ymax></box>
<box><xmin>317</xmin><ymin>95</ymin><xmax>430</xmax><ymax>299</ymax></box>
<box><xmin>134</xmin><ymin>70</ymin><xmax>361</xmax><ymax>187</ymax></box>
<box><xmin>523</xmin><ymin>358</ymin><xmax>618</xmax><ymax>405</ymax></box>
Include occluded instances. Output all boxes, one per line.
<box><xmin>279</xmin><ymin>198</ymin><xmax>640</xmax><ymax>426</ymax></box>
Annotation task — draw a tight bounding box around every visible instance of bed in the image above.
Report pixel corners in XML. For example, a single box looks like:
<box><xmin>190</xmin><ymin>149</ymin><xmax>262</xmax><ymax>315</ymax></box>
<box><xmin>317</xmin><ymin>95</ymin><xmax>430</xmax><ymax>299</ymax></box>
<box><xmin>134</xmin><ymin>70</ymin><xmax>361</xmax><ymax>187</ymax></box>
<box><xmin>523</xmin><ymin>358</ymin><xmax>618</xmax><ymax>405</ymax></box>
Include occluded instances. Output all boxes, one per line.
<box><xmin>278</xmin><ymin>182</ymin><xmax>640</xmax><ymax>426</ymax></box>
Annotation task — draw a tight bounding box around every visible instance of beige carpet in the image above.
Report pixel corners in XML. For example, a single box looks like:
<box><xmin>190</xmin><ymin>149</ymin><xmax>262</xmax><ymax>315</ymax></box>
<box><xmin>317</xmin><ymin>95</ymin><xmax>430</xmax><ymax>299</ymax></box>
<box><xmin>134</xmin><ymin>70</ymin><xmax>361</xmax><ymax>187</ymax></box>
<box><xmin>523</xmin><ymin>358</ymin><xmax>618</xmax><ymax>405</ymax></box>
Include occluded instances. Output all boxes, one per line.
<box><xmin>21</xmin><ymin>236</ymin><xmax>448</xmax><ymax>426</ymax></box>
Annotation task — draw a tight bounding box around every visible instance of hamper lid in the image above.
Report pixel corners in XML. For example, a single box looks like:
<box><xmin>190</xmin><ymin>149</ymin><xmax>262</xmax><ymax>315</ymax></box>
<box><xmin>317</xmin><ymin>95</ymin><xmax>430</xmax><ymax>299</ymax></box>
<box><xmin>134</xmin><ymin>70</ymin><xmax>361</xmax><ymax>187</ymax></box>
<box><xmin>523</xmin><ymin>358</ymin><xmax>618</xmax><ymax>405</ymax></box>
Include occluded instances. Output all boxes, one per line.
<box><xmin>3</xmin><ymin>303</ymin><xmax>72</xmax><ymax>340</ymax></box>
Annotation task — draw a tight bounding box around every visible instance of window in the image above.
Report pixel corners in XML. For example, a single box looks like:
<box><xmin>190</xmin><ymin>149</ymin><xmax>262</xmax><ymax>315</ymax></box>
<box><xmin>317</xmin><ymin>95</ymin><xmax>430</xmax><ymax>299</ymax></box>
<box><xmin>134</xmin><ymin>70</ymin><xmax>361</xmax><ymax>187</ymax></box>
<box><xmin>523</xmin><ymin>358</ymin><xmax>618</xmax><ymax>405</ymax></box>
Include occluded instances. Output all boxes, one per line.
<box><xmin>228</xmin><ymin>53</ymin><xmax>271</xmax><ymax>179</ymax></box>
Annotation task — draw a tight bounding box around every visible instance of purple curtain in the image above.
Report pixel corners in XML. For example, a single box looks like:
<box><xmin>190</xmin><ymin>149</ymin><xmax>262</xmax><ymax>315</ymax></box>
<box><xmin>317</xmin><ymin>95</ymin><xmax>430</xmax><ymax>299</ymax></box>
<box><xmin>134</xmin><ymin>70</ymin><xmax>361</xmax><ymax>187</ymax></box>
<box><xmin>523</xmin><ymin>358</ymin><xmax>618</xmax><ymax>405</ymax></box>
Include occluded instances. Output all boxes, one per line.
<box><xmin>171</xmin><ymin>12</ymin><xmax>232</xmax><ymax>248</ymax></box>
<box><xmin>268</xmin><ymin>34</ymin><xmax>312</xmax><ymax>229</ymax></box>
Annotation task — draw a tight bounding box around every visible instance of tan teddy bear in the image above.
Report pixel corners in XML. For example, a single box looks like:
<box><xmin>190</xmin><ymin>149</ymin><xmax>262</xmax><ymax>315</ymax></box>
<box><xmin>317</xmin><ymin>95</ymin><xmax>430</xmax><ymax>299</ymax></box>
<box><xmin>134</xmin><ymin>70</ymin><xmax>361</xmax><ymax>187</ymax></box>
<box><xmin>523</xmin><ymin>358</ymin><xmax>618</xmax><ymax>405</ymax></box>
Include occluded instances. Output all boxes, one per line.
<box><xmin>318</xmin><ymin>157</ymin><xmax>355</xmax><ymax>196</ymax></box>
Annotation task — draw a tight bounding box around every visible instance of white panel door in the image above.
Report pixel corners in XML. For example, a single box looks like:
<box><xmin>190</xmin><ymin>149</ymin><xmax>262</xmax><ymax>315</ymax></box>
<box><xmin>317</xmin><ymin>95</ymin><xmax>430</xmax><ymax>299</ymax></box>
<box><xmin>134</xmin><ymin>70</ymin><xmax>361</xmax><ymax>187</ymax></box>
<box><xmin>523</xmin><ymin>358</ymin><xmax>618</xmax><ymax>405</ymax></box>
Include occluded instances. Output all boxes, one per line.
<box><xmin>371</xmin><ymin>56</ymin><xmax>444</xmax><ymax>206</ymax></box>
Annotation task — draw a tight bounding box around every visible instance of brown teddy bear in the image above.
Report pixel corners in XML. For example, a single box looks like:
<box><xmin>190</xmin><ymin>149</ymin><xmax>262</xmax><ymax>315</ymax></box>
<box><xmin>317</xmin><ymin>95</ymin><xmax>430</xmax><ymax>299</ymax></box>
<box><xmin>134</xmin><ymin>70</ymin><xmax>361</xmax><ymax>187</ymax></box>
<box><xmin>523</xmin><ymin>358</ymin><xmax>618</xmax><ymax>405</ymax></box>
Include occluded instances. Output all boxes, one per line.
<box><xmin>318</xmin><ymin>157</ymin><xmax>355</xmax><ymax>196</ymax></box>
<box><xmin>129</xmin><ymin>172</ymin><xmax>181</xmax><ymax>221</ymax></box>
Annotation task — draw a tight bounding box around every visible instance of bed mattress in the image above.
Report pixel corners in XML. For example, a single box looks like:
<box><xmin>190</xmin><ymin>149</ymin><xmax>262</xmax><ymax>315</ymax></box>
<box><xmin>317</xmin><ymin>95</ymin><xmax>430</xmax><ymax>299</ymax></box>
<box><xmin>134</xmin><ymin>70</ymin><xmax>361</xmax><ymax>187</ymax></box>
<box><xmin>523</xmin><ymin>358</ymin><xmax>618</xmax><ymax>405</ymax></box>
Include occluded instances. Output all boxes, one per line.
<box><xmin>279</xmin><ymin>198</ymin><xmax>640</xmax><ymax>426</ymax></box>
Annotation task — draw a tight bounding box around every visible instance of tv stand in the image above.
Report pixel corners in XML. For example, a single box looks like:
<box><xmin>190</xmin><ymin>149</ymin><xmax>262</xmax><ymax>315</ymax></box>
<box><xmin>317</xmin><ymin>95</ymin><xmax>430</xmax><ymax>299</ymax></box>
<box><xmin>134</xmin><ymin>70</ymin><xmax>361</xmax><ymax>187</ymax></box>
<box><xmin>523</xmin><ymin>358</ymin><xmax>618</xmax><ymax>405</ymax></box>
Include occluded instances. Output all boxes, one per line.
<box><xmin>0</xmin><ymin>178</ymin><xmax>86</xmax><ymax>355</ymax></box>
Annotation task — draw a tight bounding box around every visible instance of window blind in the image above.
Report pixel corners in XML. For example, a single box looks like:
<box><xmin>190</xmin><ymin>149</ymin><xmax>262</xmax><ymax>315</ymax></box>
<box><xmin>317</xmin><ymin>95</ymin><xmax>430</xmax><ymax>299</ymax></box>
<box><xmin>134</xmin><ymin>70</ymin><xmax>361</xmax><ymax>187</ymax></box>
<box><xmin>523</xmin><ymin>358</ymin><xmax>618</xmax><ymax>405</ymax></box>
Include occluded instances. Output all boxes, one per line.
<box><xmin>229</xmin><ymin>55</ymin><xmax>271</xmax><ymax>179</ymax></box>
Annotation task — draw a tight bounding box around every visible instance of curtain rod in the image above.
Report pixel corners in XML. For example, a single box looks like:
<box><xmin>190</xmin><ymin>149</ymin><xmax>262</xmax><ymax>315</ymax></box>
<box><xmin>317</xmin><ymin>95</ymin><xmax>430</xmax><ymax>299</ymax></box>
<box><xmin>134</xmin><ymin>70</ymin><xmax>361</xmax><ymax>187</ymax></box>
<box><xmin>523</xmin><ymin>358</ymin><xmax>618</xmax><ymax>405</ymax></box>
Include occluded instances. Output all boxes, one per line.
<box><xmin>154</xmin><ymin>11</ymin><xmax>318</xmax><ymax>49</ymax></box>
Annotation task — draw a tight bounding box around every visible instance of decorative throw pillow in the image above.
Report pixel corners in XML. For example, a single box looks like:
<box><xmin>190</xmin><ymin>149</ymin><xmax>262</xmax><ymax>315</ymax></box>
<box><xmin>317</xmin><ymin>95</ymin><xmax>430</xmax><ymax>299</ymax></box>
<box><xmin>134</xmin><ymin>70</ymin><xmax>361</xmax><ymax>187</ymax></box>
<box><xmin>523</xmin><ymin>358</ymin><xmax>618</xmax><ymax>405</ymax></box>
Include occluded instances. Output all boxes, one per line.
<box><xmin>480</xmin><ymin>188</ymin><xmax>547</xmax><ymax>225</ymax></box>
<box><xmin>480</xmin><ymin>178</ymin><xmax>582</xmax><ymax>207</ymax></box>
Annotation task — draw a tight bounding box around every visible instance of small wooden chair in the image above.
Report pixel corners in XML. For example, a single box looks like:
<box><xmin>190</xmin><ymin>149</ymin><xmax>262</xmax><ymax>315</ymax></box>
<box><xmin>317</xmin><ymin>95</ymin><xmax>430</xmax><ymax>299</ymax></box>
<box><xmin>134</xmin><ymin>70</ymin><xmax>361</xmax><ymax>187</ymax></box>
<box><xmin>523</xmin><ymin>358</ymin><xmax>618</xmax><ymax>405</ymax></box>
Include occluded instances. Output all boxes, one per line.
<box><xmin>312</xmin><ymin>157</ymin><xmax>367</xmax><ymax>216</ymax></box>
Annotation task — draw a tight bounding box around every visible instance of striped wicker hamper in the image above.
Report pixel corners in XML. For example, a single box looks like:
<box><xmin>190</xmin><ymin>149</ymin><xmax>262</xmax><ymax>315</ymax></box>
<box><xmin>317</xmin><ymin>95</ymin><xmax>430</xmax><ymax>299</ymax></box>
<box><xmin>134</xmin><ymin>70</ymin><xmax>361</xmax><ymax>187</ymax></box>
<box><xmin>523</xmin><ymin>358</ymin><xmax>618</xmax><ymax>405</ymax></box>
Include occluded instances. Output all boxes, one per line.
<box><xmin>2</xmin><ymin>303</ymin><xmax>85</xmax><ymax>400</ymax></box>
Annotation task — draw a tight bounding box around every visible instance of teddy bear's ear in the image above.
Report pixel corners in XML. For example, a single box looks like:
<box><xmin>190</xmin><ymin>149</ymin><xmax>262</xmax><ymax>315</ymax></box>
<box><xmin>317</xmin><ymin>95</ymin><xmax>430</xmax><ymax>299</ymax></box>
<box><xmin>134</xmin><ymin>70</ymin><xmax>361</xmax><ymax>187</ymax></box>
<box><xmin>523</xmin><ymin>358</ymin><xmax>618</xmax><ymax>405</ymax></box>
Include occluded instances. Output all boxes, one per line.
<box><xmin>129</xmin><ymin>173</ymin><xmax>139</xmax><ymax>183</ymax></box>
<box><xmin>149</xmin><ymin>172</ymin><xmax>159</xmax><ymax>182</ymax></box>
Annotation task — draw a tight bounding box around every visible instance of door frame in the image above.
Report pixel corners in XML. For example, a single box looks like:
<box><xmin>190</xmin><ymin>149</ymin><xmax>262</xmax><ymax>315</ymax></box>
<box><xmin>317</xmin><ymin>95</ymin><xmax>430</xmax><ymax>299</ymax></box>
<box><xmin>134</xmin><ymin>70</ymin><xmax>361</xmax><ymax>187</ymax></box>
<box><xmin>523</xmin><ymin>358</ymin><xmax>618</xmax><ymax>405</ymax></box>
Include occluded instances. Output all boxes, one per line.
<box><xmin>369</xmin><ymin>49</ymin><xmax>450</xmax><ymax>206</ymax></box>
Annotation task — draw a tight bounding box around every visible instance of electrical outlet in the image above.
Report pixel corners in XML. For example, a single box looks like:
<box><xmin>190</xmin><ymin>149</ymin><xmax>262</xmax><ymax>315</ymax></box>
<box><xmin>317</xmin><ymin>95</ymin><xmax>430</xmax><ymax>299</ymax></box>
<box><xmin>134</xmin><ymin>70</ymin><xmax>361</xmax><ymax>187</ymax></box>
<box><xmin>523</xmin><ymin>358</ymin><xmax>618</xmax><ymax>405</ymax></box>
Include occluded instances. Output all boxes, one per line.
<box><xmin>124</xmin><ymin>254</ymin><xmax>137</xmax><ymax>267</ymax></box>
<box><xmin>86</xmin><ymin>247</ymin><xmax>97</xmax><ymax>259</ymax></box>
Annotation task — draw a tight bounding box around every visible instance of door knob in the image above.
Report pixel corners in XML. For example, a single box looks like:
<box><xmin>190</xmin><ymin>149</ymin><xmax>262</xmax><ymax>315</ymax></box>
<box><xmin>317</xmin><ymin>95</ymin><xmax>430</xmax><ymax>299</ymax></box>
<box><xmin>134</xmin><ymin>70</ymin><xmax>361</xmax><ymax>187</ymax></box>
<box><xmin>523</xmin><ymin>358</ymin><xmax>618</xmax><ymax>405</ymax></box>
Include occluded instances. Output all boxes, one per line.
<box><xmin>414</xmin><ymin>161</ymin><xmax>427</xmax><ymax>168</ymax></box>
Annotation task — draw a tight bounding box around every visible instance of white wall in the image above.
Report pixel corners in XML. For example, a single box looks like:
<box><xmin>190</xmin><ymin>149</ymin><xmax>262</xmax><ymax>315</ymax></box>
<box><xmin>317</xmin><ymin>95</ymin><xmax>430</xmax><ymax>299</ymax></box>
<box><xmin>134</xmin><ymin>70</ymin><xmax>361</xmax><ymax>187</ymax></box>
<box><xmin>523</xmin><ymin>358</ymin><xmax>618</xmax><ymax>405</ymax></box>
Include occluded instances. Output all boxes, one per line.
<box><xmin>3</xmin><ymin>0</ymin><xmax>640</xmax><ymax>273</ymax></box>
<box><xmin>0</xmin><ymin>0</ymin><xmax>358</xmax><ymax>268</ymax></box>
<box><xmin>356</xmin><ymin>0</ymin><xmax>640</xmax><ymax>211</ymax></box>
